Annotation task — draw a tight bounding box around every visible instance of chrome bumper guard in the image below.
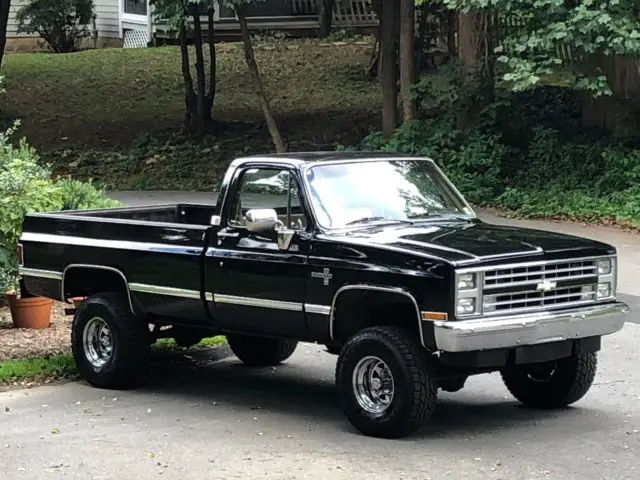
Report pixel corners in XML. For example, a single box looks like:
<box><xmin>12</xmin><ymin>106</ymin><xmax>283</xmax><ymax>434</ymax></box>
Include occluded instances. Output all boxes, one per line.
<box><xmin>433</xmin><ymin>302</ymin><xmax>630</xmax><ymax>353</ymax></box>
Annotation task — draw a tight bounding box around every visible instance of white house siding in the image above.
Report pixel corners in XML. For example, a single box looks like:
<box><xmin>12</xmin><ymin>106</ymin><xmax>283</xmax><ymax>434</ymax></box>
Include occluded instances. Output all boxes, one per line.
<box><xmin>6</xmin><ymin>0</ymin><xmax>31</xmax><ymax>37</ymax></box>
<box><xmin>6</xmin><ymin>0</ymin><xmax>121</xmax><ymax>39</ymax></box>
<box><xmin>94</xmin><ymin>0</ymin><xmax>121</xmax><ymax>38</ymax></box>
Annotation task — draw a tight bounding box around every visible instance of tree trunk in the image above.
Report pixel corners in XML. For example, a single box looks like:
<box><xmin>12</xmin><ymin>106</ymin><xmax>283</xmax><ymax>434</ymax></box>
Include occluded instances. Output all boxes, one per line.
<box><xmin>179</xmin><ymin>24</ymin><xmax>197</xmax><ymax>131</ymax></box>
<box><xmin>192</xmin><ymin>11</ymin><xmax>207</xmax><ymax>134</ymax></box>
<box><xmin>582</xmin><ymin>54</ymin><xmax>640</xmax><ymax>136</ymax></box>
<box><xmin>319</xmin><ymin>0</ymin><xmax>335</xmax><ymax>38</ymax></box>
<box><xmin>236</xmin><ymin>9</ymin><xmax>286</xmax><ymax>153</ymax></box>
<box><xmin>0</xmin><ymin>0</ymin><xmax>11</xmax><ymax>68</ymax></box>
<box><xmin>457</xmin><ymin>11</ymin><xmax>490</xmax><ymax>127</ymax></box>
<box><xmin>205</xmin><ymin>9</ymin><xmax>216</xmax><ymax>118</ymax></box>
<box><xmin>381</xmin><ymin>0</ymin><xmax>398</xmax><ymax>137</ymax></box>
<box><xmin>399</xmin><ymin>0</ymin><xmax>415</xmax><ymax>123</ymax></box>
<box><xmin>457</xmin><ymin>11</ymin><xmax>483</xmax><ymax>72</ymax></box>
<box><xmin>447</xmin><ymin>10</ymin><xmax>456</xmax><ymax>56</ymax></box>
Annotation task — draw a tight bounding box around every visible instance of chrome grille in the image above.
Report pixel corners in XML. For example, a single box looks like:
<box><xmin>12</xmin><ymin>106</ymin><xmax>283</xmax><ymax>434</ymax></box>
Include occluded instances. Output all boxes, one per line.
<box><xmin>483</xmin><ymin>285</ymin><xmax>596</xmax><ymax>315</ymax></box>
<box><xmin>484</xmin><ymin>260</ymin><xmax>597</xmax><ymax>290</ymax></box>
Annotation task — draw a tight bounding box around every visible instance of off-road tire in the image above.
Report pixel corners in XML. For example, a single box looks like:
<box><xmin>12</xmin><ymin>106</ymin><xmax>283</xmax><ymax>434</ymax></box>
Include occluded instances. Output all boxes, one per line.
<box><xmin>500</xmin><ymin>352</ymin><xmax>598</xmax><ymax>409</ymax></box>
<box><xmin>335</xmin><ymin>326</ymin><xmax>438</xmax><ymax>439</ymax></box>
<box><xmin>71</xmin><ymin>293</ymin><xmax>150</xmax><ymax>389</ymax></box>
<box><xmin>226</xmin><ymin>334</ymin><xmax>298</xmax><ymax>366</ymax></box>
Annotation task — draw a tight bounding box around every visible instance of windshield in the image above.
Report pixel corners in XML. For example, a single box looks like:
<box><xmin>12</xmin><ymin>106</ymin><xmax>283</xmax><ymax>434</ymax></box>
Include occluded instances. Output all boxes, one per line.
<box><xmin>303</xmin><ymin>159</ymin><xmax>474</xmax><ymax>229</ymax></box>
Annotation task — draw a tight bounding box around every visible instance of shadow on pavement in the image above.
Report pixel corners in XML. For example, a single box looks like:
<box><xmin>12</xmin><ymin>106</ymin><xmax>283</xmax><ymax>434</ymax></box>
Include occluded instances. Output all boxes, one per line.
<box><xmin>136</xmin><ymin>347</ymin><xmax>618</xmax><ymax>441</ymax></box>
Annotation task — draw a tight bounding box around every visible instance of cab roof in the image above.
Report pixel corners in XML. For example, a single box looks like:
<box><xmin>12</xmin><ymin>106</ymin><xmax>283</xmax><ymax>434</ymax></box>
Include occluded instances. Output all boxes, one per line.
<box><xmin>229</xmin><ymin>151</ymin><xmax>434</xmax><ymax>169</ymax></box>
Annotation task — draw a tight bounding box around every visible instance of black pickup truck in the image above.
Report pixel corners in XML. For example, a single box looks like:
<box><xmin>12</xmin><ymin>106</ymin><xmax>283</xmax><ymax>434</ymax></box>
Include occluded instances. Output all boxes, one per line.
<box><xmin>18</xmin><ymin>152</ymin><xmax>629</xmax><ymax>438</ymax></box>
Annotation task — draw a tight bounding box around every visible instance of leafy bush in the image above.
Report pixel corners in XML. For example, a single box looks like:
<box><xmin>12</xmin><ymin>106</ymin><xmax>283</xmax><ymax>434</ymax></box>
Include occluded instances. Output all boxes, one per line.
<box><xmin>0</xmin><ymin>123</ymin><xmax>63</xmax><ymax>292</ymax></box>
<box><xmin>0</xmin><ymin>124</ymin><xmax>120</xmax><ymax>293</ymax></box>
<box><xmin>16</xmin><ymin>0</ymin><xmax>96</xmax><ymax>53</ymax></box>
<box><xmin>55</xmin><ymin>178</ymin><xmax>120</xmax><ymax>210</ymax></box>
<box><xmin>352</xmin><ymin>66</ymin><xmax>640</xmax><ymax>228</ymax></box>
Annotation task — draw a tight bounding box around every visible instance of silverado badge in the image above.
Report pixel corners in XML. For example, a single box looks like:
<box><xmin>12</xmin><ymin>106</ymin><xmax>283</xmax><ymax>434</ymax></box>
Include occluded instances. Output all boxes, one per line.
<box><xmin>311</xmin><ymin>268</ymin><xmax>333</xmax><ymax>286</ymax></box>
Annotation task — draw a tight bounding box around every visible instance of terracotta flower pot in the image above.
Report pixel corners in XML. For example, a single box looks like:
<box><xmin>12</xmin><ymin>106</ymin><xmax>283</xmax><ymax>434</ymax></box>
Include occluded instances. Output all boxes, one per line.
<box><xmin>6</xmin><ymin>292</ymin><xmax>53</xmax><ymax>329</ymax></box>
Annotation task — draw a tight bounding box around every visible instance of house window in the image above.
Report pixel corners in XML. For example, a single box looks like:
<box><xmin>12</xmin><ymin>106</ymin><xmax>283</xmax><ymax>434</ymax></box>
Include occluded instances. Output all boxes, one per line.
<box><xmin>124</xmin><ymin>0</ymin><xmax>147</xmax><ymax>16</ymax></box>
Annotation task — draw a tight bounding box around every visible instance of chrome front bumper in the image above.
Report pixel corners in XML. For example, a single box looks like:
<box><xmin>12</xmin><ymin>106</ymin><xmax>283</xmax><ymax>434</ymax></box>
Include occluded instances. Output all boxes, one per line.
<box><xmin>433</xmin><ymin>302</ymin><xmax>630</xmax><ymax>353</ymax></box>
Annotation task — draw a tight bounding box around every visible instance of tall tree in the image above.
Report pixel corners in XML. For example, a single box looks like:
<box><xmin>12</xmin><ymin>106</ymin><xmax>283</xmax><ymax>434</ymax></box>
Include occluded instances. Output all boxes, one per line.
<box><xmin>399</xmin><ymin>0</ymin><xmax>415</xmax><ymax>123</ymax></box>
<box><xmin>381</xmin><ymin>0</ymin><xmax>398</xmax><ymax>137</ymax></box>
<box><xmin>224</xmin><ymin>0</ymin><xmax>285</xmax><ymax>152</ymax></box>
<box><xmin>318</xmin><ymin>0</ymin><xmax>335</xmax><ymax>38</ymax></box>
<box><xmin>0</xmin><ymin>0</ymin><xmax>11</xmax><ymax>68</ymax></box>
<box><xmin>151</xmin><ymin>0</ymin><xmax>217</xmax><ymax>134</ymax></box>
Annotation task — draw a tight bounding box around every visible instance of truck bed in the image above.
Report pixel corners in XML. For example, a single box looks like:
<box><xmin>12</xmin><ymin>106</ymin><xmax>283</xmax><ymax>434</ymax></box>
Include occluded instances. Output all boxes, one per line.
<box><xmin>19</xmin><ymin>203</ymin><xmax>217</xmax><ymax>324</ymax></box>
<box><xmin>62</xmin><ymin>203</ymin><xmax>217</xmax><ymax>226</ymax></box>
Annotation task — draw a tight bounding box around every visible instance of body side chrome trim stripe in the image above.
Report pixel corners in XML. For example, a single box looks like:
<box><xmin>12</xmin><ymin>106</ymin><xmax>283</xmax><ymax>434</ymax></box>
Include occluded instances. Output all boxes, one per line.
<box><xmin>213</xmin><ymin>294</ymin><xmax>303</xmax><ymax>312</ymax></box>
<box><xmin>20</xmin><ymin>232</ymin><xmax>203</xmax><ymax>255</ymax></box>
<box><xmin>18</xmin><ymin>267</ymin><xmax>63</xmax><ymax>281</ymax></box>
<box><xmin>329</xmin><ymin>284</ymin><xmax>425</xmax><ymax>347</ymax></box>
<box><xmin>305</xmin><ymin>304</ymin><xmax>332</xmax><ymax>315</ymax></box>
<box><xmin>129</xmin><ymin>283</ymin><xmax>212</xmax><ymax>302</ymax></box>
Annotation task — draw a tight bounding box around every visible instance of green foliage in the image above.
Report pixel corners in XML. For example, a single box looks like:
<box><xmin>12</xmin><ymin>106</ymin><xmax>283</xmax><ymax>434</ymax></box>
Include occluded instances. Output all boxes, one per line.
<box><xmin>0</xmin><ymin>355</ymin><xmax>76</xmax><ymax>383</ymax></box>
<box><xmin>443</xmin><ymin>0</ymin><xmax>640</xmax><ymax>96</ymax></box>
<box><xmin>16</xmin><ymin>0</ymin><xmax>96</xmax><ymax>53</ymax></box>
<box><xmin>0</xmin><ymin>123</ymin><xmax>63</xmax><ymax>292</ymax></box>
<box><xmin>354</xmin><ymin>65</ymin><xmax>640</xmax><ymax>228</ymax></box>
<box><xmin>55</xmin><ymin>178</ymin><xmax>121</xmax><ymax>211</ymax></box>
<box><xmin>0</xmin><ymin>124</ymin><xmax>120</xmax><ymax>292</ymax></box>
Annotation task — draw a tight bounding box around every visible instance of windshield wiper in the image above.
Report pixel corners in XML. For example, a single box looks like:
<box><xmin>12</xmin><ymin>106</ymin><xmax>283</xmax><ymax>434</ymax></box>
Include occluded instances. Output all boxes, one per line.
<box><xmin>345</xmin><ymin>216</ymin><xmax>413</xmax><ymax>226</ymax></box>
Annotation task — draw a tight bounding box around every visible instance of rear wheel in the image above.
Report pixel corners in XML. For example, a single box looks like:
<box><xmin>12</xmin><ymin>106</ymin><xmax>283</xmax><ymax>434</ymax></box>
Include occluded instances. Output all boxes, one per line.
<box><xmin>335</xmin><ymin>326</ymin><xmax>438</xmax><ymax>438</ymax></box>
<box><xmin>501</xmin><ymin>353</ymin><xmax>597</xmax><ymax>409</ymax></box>
<box><xmin>226</xmin><ymin>334</ymin><xmax>298</xmax><ymax>366</ymax></box>
<box><xmin>71</xmin><ymin>293</ymin><xmax>150</xmax><ymax>389</ymax></box>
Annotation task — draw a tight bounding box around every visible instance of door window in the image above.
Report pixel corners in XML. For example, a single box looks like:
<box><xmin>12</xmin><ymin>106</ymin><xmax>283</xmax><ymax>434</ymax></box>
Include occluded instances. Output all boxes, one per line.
<box><xmin>228</xmin><ymin>168</ymin><xmax>309</xmax><ymax>230</ymax></box>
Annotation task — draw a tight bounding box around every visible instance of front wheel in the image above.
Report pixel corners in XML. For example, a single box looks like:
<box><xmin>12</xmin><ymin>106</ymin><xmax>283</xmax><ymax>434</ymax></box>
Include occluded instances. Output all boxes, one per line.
<box><xmin>335</xmin><ymin>326</ymin><xmax>438</xmax><ymax>439</ymax></box>
<box><xmin>226</xmin><ymin>334</ymin><xmax>297</xmax><ymax>366</ymax></box>
<box><xmin>71</xmin><ymin>293</ymin><xmax>150</xmax><ymax>389</ymax></box>
<box><xmin>500</xmin><ymin>352</ymin><xmax>597</xmax><ymax>409</ymax></box>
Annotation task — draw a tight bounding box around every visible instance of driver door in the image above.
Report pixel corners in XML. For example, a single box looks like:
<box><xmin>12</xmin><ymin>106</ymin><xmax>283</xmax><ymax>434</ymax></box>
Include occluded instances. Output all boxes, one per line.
<box><xmin>207</xmin><ymin>166</ymin><xmax>311</xmax><ymax>338</ymax></box>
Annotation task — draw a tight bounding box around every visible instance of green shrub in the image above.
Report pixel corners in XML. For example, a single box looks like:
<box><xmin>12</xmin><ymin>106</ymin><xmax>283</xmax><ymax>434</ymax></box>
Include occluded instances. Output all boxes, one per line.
<box><xmin>55</xmin><ymin>178</ymin><xmax>121</xmax><ymax>210</ymax></box>
<box><xmin>0</xmin><ymin>124</ymin><xmax>120</xmax><ymax>293</ymax></box>
<box><xmin>16</xmin><ymin>0</ymin><xmax>96</xmax><ymax>53</ymax></box>
<box><xmin>0</xmin><ymin>123</ymin><xmax>63</xmax><ymax>292</ymax></box>
<box><xmin>351</xmin><ymin>65</ymin><xmax>640</xmax><ymax>227</ymax></box>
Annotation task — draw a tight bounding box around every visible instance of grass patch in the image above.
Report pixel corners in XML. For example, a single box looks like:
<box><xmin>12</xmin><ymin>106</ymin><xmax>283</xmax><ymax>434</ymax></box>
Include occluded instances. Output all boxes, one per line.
<box><xmin>0</xmin><ymin>355</ymin><xmax>76</xmax><ymax>384</ymax></box>
<box><xmin>152</xmin><ymin>335</ymin><xmax>227</xmax><ymax>351</ymax></box>
<box><xmin>0</xmin><ymin>336</ymin><xmax>227</xmax><ymax>385</ymax></box>
<box><xmin>0</xmin><ymin>38</ymin><xmax>380</xmax><ymax>190</ymax></box>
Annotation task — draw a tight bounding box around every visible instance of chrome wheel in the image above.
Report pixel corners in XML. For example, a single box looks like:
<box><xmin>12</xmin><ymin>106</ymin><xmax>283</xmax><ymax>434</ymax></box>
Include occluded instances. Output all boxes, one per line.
<box><xmin>352</xmin><ymin>355</ymin><xmax>395</xmax><ymax>414</ymax></box>
<box><xmin>82</xmin><ymin>317</ymin><xmax>113</xmax><ymax>368</ymax></box>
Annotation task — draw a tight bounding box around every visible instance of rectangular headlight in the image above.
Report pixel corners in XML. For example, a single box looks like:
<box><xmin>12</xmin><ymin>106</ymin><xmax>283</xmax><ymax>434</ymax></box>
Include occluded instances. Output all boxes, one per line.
<box><xmin>597</xmin><ymin>259</ymin><xmax>612</xmax><ymax>275</ymax></box>
<box><xmin>456</xmin><ymin>298</ymin><xmax>476</xmax><ymax>315</ymax></box>
<box><xmin>457</xmin><ymin>273</ymin><xmax>476</xmax><ymax>290</ymax></box>
<box><xmin>597</xmin><ymin>282</ymin><xmax>611</xmax><ymax>299</ymax></box>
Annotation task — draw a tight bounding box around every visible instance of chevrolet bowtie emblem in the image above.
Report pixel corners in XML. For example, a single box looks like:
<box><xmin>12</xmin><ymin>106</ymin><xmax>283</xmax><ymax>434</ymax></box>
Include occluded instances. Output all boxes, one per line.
<box><xmin>536</xmin><ymin>280</ymin><xmax>557</xmax><ymax>292</ymax></box>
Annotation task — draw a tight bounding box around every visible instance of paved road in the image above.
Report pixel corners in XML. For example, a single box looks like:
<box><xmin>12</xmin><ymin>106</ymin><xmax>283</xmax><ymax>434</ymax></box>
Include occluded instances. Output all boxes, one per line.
<box><xmin>2</xmin><ymin>191</ymin><xmax>639</xmax><ymax>480</ymax></box>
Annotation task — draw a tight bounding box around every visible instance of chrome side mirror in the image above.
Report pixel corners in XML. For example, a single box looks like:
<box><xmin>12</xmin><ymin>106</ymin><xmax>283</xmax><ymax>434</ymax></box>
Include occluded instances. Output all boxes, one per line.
<box><xmin>245</xmin><ymin>208</ymin><xmax>278</xmax><ymax>233</ymax></box>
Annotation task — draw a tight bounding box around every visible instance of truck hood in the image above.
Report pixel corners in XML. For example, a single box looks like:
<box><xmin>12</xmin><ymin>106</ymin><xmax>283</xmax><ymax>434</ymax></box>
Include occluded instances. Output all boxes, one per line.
<box><xmin>332</xmin><ymin>219</ymin><xmax>615</xmax><ymax>265</ymax></box>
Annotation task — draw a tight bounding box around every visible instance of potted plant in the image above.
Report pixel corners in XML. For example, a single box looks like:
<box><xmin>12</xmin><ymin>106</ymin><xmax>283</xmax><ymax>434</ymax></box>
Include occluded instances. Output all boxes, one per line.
<box><xmin>1</xmin><ymin>125</ymin><xmax>122</xmax><ymax>328</ymax></box>
<box><xmin>0</xmin><ymin>122</ymin><xmax>64</xmax><ymax>329</ymax></box>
